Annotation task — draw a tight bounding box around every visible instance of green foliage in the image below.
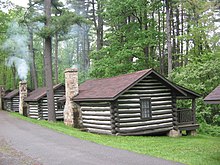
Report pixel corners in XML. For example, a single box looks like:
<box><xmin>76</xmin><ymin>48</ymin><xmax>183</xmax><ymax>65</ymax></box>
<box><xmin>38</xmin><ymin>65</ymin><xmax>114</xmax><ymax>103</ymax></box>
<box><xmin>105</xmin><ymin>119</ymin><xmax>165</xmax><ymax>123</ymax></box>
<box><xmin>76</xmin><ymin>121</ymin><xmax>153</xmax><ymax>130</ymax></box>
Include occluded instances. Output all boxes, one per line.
<box><xmin>199</xmin><ymin>123</ymin><xmax>220</xmax><ymax>137</ymax></box>
<box><xmin>170</xmin><ymin>50</ymin><xmax>220</xmax><ymax>125</ymax></box>
<box><xmin>90</xmin><ymin>0</ymin><xmax>161</xmax><ymax>78</ymax></box>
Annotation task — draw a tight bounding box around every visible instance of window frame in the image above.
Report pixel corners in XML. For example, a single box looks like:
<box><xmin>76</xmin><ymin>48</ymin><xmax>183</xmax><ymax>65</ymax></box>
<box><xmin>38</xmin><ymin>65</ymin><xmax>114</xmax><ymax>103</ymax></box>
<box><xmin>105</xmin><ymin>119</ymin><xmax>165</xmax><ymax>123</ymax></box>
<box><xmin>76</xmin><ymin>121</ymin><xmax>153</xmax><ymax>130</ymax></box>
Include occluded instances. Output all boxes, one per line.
<box><xmin>140</xmin><ymin>97</ymin><xmax>152</xmax><ymax>120</ymax></box>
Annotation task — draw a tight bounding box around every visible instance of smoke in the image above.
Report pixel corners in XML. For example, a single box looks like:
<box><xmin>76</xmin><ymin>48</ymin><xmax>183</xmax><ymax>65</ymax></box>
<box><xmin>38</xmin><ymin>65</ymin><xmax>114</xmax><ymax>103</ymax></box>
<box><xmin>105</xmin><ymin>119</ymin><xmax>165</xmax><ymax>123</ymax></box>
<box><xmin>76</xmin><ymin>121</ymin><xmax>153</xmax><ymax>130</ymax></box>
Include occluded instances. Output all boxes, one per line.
<box><xmin>6</xmin><ymin>56</ymin><xmax>29</xmax><ymax>80</ymax></box>
<box><xmin>2</xmin><ymin>21</ymin><xmax>29</xmax><ymax>80</ymax></box>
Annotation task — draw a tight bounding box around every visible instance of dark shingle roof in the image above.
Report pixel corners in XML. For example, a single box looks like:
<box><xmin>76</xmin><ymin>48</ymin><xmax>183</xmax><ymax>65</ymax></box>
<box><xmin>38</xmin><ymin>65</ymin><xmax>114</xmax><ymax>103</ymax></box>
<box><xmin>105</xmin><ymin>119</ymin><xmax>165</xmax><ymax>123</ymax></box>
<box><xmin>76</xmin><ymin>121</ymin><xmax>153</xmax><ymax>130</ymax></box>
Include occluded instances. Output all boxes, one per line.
<box><xmin>24</xmin><ymin>84</ymin><xmax>64</xmax><ymax>102</ymax></box>
<box><xmin>73</xmin><ymin>69</ymin><xmax>198</xmax><ymax>101</ymax></box>
<box><xmin>204</xmin><ymin>85</ymin><xmax>220</xmax><ymax>104</ymax></box>
<box><xmin>3</xmin><ymin>89</ymin><xmax>19</xmax><ymax>99</ymax></box>
<box><xmin>176</xmin><ymin>85</ymin><xmax>200</xmax><ymax>98</ymax></box>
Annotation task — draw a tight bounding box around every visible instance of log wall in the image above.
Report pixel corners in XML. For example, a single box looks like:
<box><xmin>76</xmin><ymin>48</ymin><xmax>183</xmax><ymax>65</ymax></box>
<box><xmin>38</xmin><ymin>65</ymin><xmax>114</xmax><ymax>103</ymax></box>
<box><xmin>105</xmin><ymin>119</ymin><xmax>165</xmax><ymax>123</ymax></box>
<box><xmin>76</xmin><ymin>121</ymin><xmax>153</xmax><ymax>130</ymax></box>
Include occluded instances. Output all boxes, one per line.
<box><xmin>12</xmin><ymin>96</ymin><xmax>19</xmax><ymax>112</ymax></box>
<box><xmin>28</xmin><ymin>87</ymin><xmax>65</xmax><ymax>120</ymax></box>
<box><xmin>28</xmin><ymin>102</ymin><xmax>40</xmax><ymax>119</ymax></box>
<box><xmin>115</xmin><ymin>76</ymin><xmax>173</xmax><ymax>135</ymax></box>
<box><xmin>80</xmin><ymin>101</ymin><xmax>113</xmax><ymax>135</ymax></box>
<box><xmin>4</xmin><ymin>99</ymin><xmax>12</xmax><ymax>111</ymax></box>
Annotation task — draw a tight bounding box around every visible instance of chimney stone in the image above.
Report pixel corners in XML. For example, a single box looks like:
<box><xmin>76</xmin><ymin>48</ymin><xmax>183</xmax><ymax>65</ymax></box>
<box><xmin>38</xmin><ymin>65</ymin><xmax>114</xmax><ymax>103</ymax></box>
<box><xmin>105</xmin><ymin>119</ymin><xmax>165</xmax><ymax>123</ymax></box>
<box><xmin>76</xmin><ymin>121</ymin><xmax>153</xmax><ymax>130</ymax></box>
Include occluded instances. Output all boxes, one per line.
<box><xmin>19</xmin><ymin>81</ymin><xmax>27</xmax><ymax>115</ymax></box>
<box><xmin>64</xmin><ymin>68</ymin><xmax>81</xmax><ymax>127</ymax></box>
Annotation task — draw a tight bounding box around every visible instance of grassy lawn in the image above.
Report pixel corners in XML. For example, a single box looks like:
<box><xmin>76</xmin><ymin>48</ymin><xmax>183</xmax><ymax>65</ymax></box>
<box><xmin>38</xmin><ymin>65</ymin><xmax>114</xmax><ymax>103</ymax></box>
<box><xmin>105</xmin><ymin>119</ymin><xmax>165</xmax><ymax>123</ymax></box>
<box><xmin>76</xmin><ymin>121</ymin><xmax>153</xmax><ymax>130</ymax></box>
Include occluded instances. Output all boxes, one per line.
<box><xmin>11</xmin><ymin>112</ymin><xmax>220</xmax><ymax>165</ymax></box>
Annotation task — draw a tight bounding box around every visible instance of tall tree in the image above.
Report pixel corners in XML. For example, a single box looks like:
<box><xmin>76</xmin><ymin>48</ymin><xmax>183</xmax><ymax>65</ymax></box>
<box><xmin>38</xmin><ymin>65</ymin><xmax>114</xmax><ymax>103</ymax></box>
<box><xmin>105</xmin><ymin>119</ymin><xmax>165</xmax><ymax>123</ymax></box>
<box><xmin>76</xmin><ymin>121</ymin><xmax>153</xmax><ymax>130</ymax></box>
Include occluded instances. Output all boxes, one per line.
<box><xmin>165</xmin><ymin>0</ymin><xmax>172</xmax><ymax>75</ymax></box>
<box><xmin>44</xmin><ymin>0</ymin><xmax>56</xmax><ymax>121</ymax></box>
<box><xmin>27</xmin><ymin>0</ymin><xmax>38</xmax><ymax>89</ymax></box>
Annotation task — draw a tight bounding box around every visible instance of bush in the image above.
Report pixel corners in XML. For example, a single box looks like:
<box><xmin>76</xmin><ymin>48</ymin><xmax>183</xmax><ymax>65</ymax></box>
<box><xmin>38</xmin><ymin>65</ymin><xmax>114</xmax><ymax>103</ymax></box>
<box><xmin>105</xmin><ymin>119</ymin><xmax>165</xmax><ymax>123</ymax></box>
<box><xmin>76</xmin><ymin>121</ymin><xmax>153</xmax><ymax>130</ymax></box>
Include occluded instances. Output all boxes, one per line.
<box><xmin>198</xmin><ymin>123</ymin><xmax>220</xmax><ymax>137</ymax></box>
<box><xmin>170</xmin><ymin>51</ymin><xmax>220</xmax><ymax>125</ymax></box>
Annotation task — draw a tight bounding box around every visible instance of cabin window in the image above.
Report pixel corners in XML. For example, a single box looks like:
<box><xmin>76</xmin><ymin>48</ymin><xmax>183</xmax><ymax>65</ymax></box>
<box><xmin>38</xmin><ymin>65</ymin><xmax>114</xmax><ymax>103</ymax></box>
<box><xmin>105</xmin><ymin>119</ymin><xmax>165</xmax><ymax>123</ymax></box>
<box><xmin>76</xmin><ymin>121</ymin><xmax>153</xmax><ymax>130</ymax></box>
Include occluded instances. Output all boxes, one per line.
<box><xmin>140</xmin><ymin>98</ymin><xmax>152</xmax><ymax>119</ymax></box>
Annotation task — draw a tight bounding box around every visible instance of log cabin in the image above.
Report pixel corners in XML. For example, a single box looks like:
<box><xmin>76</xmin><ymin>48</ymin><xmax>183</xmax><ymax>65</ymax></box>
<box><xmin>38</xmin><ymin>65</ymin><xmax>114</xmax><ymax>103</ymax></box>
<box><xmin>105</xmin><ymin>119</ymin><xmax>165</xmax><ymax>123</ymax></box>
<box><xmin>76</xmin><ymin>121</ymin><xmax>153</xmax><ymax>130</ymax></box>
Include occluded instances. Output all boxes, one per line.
<box><xmin>24</xmin><ymin>84</ymin><xmax>65</xmax><ymax>120</ymax></box>
<box><xmin>3</xmin><ymin>89</ymin><xmax>19</xmax><ymax>112</ymax></box>
<box><xmin>63</xmin><ymin>68</ymin><xmax>200</xmax><ymax>136</ymax></box>
<box><xmin>204</xmin><ymin>85</ymin><xmax>220</xmax><ymax>104</ymax></box>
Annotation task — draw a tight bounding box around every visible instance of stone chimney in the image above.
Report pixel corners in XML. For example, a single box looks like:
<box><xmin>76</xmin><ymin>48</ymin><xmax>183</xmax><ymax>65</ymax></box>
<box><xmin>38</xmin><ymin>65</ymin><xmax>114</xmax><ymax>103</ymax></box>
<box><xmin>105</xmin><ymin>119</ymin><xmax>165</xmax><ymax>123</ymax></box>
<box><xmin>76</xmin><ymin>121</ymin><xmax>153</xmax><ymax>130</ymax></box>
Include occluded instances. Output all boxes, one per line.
<box><xmin>19</xmin><ymin>81</ymin><xmax>27</xmax><ymax>115</ymax></box>
<box><xmin>64</xmin><ymin>68</ymin><xmax>81</xmax><ymax>127</ymax></box>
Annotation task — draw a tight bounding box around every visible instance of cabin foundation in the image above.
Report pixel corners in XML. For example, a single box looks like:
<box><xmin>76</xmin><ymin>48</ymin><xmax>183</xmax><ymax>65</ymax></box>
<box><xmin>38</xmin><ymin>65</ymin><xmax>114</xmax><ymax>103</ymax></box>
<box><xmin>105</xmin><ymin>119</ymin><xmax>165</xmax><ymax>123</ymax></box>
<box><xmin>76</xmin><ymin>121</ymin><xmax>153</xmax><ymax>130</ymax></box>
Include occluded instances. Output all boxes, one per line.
<box><xmin>186</xmin><ymin>130</ymin><xmax>197</xmax><ymax>136</ymax></box>
<box><xmin>167</xmin><ymin>129</ymin><xmax>181</xmax><ymax>137</ymax></box>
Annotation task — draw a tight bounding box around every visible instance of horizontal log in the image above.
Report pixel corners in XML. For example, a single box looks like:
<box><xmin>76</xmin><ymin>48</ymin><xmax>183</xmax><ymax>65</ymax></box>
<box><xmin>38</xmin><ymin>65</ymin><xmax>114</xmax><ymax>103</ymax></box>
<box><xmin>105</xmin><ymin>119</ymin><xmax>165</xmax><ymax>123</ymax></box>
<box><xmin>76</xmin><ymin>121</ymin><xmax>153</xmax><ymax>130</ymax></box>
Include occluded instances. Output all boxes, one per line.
<box><xmin>29</xmin><ymin>116</ymin><xmax>38</xmax><ymax>119</ymax></box>
<box><xmin>140</xmin><ymin>79</ymin><xmax>157</xmax><ymax>83</ymax></box>
<box><xmin>118</xmin><ymin>113</ymin><xmax>140</xmax><ymax>118</ymax></box>
<box><xmin>86</xmin><ymin>128</ymin><xmax>112</xmax><ymax>135</ymax></box>
<box><xmin>29</xmin><ymin>110</ymin><xmax>39</xmax><ymax>113</ymax></box>
<box><xmin>82</xmin><ymin>115</ymin><xmax>111</xmax><ymax>121</ymax></box>
<box><xmin>116</xmin><ymin>118</ymin><xmax>173</xmax><ymax>128</ymax></box>
<box><xmin>116</xmin><ymin>122</ymin><xmax>173</xmax><ymax>133</ymax></box>
<box><xmin>132</xmin><ymin>85</ymin><xmax>166</xmax><ymax>89</ymax></box>
<box><xmin>116</xmin><ymin>114</ymin><xmax>173</xmax><ymax>123</ymax></box>
<box><xmin>29</xmin><ymin>112</ymin><xmax>39</xmax><ymax>115</ymax></box>
<box><xmin>83</xmin><ymin>123</ymin><xmax>112</xmax><ymax>130</ymax></box>
<box><xmin>118</xmin><ymin>104</ymin><xmax>140</xmax><ymax>108</ymax></box>
<box><xmin>55</xmin><ymin>110</ymin><xmax>64</xmax><ymax>113</ymax></box>
<box><xmin>118</xmin><ymin>97</ymin><xmax>172</xmax><ymax>103</ymax></box>
<box><xmin>81</xmin><ymin>106</ymin><xmax>111</xmax><ymax>111</ymax></box>
<box><xmin>118</xmin><ymin>101</ymin><xmax>172</xmax><ymax>108</ymax></box>
<box><xmin>82</xmin><ymin>111</ymin><xmax>111</xmax><ymax>116</ymax></box>
<box><xmin>117</xmin><ymin>127</ymin><xmax>173</xmax><ymax>136</ymax></box>
<box><xmin>120</xmin><ymin>93</ymin><xmax>171</xmax><ymax>98</ymax></box>
<box><xmin>137</xmin><ymin>82</ymin><xmax>162</xmax><ymax>86</ymax></box>
<box><xmin>80</xmin><ymin>102</ymin><xmax>110</xmax><ymax>106</ymax></box>
<box><xmin>83</xmin><ymin>119</ymin><xmax>111</xmax><ymax>125</ymax></box>
<box><xmin>152</xmin><ymin>109</ymin><xmax>172</xmax><ymax>115</ymax></box>
<box><xmin>152</xmin><ymin>105</ymin><xmax>172</xmax><ymax>110</ymax></box>
<box><xmin>126</xmin><ymin>89</ymin><xmax>171</xmax><ymax>94</ymax></box>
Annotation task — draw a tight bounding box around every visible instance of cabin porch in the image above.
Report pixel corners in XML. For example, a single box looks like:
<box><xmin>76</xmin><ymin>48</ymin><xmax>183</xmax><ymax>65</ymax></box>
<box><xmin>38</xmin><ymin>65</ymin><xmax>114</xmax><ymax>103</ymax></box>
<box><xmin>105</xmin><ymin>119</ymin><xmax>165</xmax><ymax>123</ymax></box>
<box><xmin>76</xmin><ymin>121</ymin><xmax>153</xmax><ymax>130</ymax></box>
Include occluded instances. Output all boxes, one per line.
<box><xmin>175</xmin><ymin>98</ymin><xmax>199</xmax><ymax>134</ymax></box>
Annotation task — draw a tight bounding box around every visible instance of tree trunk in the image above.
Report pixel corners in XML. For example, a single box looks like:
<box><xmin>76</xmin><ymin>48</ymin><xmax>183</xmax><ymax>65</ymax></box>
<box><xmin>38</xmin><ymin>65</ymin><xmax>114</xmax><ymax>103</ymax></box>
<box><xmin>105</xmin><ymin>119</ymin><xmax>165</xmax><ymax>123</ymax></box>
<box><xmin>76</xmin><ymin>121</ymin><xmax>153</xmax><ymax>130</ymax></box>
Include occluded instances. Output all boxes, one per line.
<box><xmin>54</xmin><ymin>32</ymin><xmax>59</xmax><ymax>84</ymax></box>
<box><xmin>162</xmin><ymin>1</ymin><xmax>165</xmax><ymax>75</ymax></box>
<box><xmin>92</xmin><ymin>0</ymin><xmax>104</xmax><ymax>51</ymax></box>
<box><xmin>43</xmin><ymin>39</ymin><xmax>46</xmax><ymax>86</ymax></box>
<box><xmin>176</xmin><ymin>7</ymin><xmax>180</xmax><ymax>67</ymax></box>
<box><xmin>12</xmin><ymin>64</ymin><xmax>16</xmax><ymax>89</ymax></box>
<box><xmin>180</xmin><ymin>2</ymin><xmax>184</xmax><ymax>66</ymax></box>
<box><xmin>158</xmin><ymin>9</ymin><xmax>162</xmax><ymax>74</ymax></box>
<box><xmin>170</xmin><ymin>5</ymin><xmax>176</xmax><ymax>68</ymax></box>
<box><xmin>29</xmin><ymin>27</ymin><xmax>38</xmax><ymax>89</ymax></box>
<box><xmin>44</xmin><ymin>0</ymin><xmax>56</xmax><ymax>122</ymax></box>
<box><xmin>28</xmin><ymin>0</ymin><xmax>38</xmax><ymax>90</ymax></box>
<box><xmin>165</xmin><ymin>0</ymin><xmax>172</xmax><ymax>75</ymax></box>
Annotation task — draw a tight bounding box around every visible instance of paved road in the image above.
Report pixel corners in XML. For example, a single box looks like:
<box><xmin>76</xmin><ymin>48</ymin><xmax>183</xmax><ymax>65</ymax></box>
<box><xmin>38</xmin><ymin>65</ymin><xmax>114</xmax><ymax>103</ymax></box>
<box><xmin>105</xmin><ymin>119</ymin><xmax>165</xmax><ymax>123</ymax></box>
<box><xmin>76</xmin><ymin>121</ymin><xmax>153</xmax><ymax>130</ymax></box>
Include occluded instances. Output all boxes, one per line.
<box><xmin>0</xmin><ymin>110</ymin><xmax>182</xmax><ymax>165</ymax></box>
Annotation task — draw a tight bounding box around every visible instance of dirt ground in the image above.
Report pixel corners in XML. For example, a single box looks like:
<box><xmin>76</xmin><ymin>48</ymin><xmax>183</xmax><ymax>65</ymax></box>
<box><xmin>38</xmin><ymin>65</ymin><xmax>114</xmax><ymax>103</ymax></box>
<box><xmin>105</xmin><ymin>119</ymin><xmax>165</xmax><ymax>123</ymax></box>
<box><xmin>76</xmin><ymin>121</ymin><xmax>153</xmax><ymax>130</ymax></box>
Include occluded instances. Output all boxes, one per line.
<box><xmin>0</xmin><ymin>138</ymin><xmax>42</xmax><ymax>165</ymax></box>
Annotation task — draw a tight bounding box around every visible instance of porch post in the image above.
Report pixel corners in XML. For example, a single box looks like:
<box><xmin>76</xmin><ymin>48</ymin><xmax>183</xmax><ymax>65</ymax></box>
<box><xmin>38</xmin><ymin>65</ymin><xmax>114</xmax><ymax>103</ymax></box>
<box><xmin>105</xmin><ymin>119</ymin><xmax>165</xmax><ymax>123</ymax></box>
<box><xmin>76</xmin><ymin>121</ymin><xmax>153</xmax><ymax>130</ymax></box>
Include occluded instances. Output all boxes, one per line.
<box><xmin>172</xmin><ymin>95</ymin><xmax>178</xmax><ymax>130</ymax></box>
<box><xmin>192</xmin><ymin>98</ymin><xmax>196</xmax><ymax>124</ymax></box>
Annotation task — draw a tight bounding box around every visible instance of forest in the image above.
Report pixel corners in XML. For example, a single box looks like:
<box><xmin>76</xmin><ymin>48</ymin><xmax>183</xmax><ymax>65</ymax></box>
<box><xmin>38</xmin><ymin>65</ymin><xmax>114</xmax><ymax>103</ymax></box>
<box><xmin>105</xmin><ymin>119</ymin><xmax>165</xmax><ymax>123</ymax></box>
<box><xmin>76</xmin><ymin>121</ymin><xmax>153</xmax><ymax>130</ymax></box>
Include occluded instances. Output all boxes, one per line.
<box><xmin>0</xmin><ymin>0</ymin><xmax>219</xmax><ymax>133</ymax></box>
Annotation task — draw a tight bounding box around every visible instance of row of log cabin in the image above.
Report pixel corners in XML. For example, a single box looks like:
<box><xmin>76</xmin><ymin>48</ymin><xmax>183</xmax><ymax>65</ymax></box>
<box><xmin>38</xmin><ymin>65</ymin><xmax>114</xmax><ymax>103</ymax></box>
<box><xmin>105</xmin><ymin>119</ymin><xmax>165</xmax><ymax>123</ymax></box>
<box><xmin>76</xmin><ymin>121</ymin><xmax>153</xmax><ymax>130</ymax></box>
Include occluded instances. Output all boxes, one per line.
<box><xmin>24</xmin><ymin>84</ymin><xmax>65</xmax><ymax>120</ymax></box>
<box><xmin>3</xmin><ymin>68</ymin><xmax>217</xmax><ymax>136</ymax></box>
<box><xmin>3</xmin><ymin>89</ymin><xmax>19</xmax><ymax>112</ymax></box>
<box><xmin>1</xmin><ymin>84</ymin><xmax>65</xmax><ymax>120</ymax></box>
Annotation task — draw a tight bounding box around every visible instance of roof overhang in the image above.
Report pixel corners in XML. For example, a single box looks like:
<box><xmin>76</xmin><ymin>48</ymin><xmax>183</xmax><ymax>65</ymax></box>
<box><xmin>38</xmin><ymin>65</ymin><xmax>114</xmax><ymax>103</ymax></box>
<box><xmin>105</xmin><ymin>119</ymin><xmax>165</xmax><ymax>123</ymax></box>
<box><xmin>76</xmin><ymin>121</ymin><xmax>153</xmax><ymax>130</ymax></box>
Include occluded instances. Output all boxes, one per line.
<box><xmin>204</xmin><ymin>100</ymin><xmax>220</xmax><ymax>104</ymax></box>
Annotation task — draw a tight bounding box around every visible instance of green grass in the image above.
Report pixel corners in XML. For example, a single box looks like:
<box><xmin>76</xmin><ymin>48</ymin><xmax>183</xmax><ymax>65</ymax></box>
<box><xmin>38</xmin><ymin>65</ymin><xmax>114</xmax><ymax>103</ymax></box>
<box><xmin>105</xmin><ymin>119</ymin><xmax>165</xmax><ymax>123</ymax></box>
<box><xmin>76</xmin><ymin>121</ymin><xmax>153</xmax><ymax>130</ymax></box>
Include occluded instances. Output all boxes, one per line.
<box><xmin>11</xmin><ymin>112</ymin><xmax>220</xmax><ymax>165</ymax></box>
